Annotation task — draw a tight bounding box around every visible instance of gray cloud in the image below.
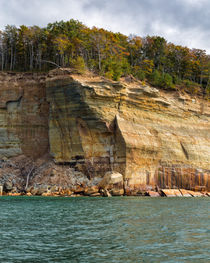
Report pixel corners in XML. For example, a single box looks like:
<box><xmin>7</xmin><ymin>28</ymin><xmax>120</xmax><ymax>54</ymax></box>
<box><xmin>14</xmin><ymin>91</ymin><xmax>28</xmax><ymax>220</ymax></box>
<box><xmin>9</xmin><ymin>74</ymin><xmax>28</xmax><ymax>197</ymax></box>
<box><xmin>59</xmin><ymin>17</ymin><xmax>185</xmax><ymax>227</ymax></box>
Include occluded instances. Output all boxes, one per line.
<box><xmin>0</xmin><ymin>0</ymin><xmax>209</xmax><ymax>53</ymax></box>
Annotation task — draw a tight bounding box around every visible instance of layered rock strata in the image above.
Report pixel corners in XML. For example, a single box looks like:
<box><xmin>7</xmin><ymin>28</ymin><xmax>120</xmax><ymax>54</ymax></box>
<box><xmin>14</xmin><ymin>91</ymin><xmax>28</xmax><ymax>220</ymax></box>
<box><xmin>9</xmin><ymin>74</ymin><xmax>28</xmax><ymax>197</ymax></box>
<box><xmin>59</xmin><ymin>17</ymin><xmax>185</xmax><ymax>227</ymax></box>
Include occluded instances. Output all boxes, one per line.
<box><xmin>0</xmin><ymin>72</ymin><xmax>49</xmax><ymax>159</ymax></box>
<box><xmin>0</xmin><ymin>69</ymin><xmax>209</xmax><ymax>193</ymax></box>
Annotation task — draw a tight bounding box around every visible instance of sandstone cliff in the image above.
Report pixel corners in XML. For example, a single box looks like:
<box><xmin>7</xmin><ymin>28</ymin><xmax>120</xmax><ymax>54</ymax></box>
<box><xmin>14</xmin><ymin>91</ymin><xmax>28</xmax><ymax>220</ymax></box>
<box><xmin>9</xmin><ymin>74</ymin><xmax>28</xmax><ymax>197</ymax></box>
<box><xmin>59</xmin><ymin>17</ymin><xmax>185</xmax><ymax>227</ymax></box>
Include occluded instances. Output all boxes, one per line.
<box><xmin>0</xmin><ymin>69</ymin><xmax>209</xmax><ymax>194</ymax></box>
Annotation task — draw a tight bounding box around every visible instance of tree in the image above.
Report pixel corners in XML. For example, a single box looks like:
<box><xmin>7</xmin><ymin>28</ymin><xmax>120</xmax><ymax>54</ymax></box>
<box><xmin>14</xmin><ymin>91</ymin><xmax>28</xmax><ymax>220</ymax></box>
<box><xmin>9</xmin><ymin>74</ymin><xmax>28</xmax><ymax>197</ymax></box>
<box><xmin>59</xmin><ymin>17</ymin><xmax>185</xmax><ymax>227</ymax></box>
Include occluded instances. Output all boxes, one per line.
<box><xmin>70</xmin><ymin>56</ymin><xmax>86</xmax><ymax>73</ymax></box>
<box><xmin>3</xmin><ymin>25</ymin><xmax>18</xmax><ymax>70</ymax></box>
<box><xmin>0</xmin><ymin>18</ymin><xmax>209</xmax><ymax>97</ymax></box>
<box><xmin>0</xmin><ymin>30</ymin><xmax>5</xmax><ymax>70</ymax></box>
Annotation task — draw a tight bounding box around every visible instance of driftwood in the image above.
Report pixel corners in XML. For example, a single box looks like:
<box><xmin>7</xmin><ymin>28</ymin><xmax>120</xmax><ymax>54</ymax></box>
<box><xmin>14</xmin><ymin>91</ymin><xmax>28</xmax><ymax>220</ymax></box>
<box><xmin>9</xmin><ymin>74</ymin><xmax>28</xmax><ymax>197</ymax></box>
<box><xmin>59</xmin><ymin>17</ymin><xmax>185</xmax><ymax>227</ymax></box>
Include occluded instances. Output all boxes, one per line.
<box><xmin>25</xmin><ymin>165</ymin><xmax>34</xmax><ymax>190</ymax></box>
<box><xmin>40</xmin><ymin>60</ymin><xmax>61</xmax><ymax>68</ymax></box>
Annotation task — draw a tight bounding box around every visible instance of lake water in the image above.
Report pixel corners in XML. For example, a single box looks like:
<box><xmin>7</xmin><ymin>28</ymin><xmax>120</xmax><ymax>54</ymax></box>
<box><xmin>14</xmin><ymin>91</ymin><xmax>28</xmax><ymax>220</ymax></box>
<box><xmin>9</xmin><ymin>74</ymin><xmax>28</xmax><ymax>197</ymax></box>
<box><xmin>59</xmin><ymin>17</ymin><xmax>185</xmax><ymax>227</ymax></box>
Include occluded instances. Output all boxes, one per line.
<box><xmin>0</xmin><ymin>196</ymin><xmax>209</xmax><ymax>263</ymax></box>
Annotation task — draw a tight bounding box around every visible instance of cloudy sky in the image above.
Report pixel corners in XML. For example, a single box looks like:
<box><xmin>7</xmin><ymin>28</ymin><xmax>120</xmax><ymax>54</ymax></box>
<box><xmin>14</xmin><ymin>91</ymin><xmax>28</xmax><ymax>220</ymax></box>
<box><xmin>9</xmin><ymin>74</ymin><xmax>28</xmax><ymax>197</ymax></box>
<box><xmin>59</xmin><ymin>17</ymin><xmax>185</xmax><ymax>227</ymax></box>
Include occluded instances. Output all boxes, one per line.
<box><xmin>0</xmin><ymin>0</ymin><xmax>209</xmax><ymax>53</ymax></box>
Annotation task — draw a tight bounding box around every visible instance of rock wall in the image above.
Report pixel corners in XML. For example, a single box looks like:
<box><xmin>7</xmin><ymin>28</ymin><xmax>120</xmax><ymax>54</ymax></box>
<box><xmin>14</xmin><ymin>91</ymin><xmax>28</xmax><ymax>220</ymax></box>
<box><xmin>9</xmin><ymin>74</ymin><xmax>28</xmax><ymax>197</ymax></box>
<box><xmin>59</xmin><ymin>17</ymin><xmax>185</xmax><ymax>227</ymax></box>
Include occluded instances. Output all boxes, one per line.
<box><xmin>0</xmin><ymin>69</ymin><xmax>210</xmax><ymax>192</ymax></box>
<box><xmin>0</xmin><ymin>73</ymin><xmax>49</xmax><ymax>159</ymax></box>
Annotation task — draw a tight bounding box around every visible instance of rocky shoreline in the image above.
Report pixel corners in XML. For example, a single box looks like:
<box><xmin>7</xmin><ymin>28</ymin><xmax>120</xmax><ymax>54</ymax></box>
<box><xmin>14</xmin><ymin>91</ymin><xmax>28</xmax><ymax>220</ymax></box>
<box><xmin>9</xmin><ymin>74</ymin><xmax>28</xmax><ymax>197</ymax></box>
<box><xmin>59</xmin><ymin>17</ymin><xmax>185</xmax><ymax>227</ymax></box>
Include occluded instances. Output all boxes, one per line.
<box><xmin>1</xmin><ymin>189</ymin><xmax>210</xmax><ymax>198</ymax></box>
<box><xmin>1</xmin><ymin>169</ymin><xmax>209</xmax><ymax>198</ymax></box>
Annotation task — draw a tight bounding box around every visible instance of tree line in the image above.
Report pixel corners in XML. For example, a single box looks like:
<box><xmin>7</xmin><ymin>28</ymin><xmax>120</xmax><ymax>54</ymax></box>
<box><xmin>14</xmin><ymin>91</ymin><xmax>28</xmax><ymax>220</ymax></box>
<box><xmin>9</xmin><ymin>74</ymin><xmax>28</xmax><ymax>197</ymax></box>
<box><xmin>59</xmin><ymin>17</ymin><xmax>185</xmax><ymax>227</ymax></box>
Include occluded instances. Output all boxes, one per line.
<box><xmin>0</xmin><ymin>19</ymin><xmax>210</xmax><ymax>96</ymax></box>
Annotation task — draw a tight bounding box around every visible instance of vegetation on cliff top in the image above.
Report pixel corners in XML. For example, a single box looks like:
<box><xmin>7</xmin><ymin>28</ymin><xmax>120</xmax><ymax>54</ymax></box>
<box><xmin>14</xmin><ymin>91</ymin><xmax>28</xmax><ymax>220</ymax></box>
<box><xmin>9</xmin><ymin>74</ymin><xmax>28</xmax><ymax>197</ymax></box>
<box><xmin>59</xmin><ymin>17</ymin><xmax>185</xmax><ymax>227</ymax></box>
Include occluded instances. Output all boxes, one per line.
<box><xmin>0</xmin><ymin>19</ymin><xmax>210</xmax><ymax>96</ymax></box>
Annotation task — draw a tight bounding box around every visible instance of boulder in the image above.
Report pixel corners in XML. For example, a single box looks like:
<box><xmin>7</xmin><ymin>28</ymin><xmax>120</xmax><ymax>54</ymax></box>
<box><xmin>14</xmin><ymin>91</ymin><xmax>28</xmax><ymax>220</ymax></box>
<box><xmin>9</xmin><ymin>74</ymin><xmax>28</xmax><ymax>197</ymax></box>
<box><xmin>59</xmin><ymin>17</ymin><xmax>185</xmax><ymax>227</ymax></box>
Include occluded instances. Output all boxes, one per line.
<box><xmin>36</xmin><ymin>187</ymin><xmax>48</xmax><ymax>196</ymax></box>
<box><xmin>30</xmin><ymin>185</ymin><xmax>48</xmax><ymax>196</ymax></box>
<box><xmin>187</xmin><ymin>190</ymin><xmax>204</xmax><ymax>197</ymax></box>
<box><xmin>73</xmin><ymin>186</ymin><xmax>85</xmax><ymax>194</ymax></box>
<box><xmin>98</xmin><ymin>171</ymin><xmax>123</xmax><ymax>189</ymax></box>
<box><xmin>100</xmin><ymin>189</ymin><xmax>112</xmax><ymax>197</ymax></box>
<box><xmin>89</xmin><ymin>192</ymin><xmax>101</xmax><ymax>197</ymax></box>
<box><xmin>8</xmin><ymin>192</ymin><xmax>21</xmax><ymax>196</ymax></box>
<box><xmin>143</xmin><ymin>86</ymin><xmax>159</xmax><ymax>97</ymax></box>
<box><xmin>3</xmin><ymin>181</ymin><xmax>13</xmax><ymax>192</ymax></box>
<box><xmin>146</xmin><ymin>191</ymin><xmax>160</xmax><ymax>197</ymax></box>
<box><xmin>160</xmin><ymin>189</ymin><xmax>182</xmax><ymax>197</ymax></box>
<box><xmin>124</xmin><ymin>188</ymin><xmax>133</xmax><ymax>196</ymax></box>
<box><xmin>57</xmin><ymin>189</ymin><xmax>73</xmax><ymax>196</ymax></box>
<box><xmin>63</xmin><ymin>189</ymin><xmax>73</xmax><ymax>196</ymax></box>
<box><xmin>179</xmin><ymin>189</ymin><xmax>192</xmax><ymax>197</ymax></box>
<box><xmin>42</xmin><ymin>192</ymin><xmax>51</xmax><ymax>196</ymax></box>
<box><xmin>49</xmin><ymin>186</ymin><xmax>59</xmax><ymax>193</ymax></box>
<box><xmin>194</xmin><ymin>186</ymin><xmax>206</xmax><ymax>192</ymax></box>
<box><xmin>30</xmin><ymin>188</ymin><xmax>38</xmax><ymax>195</ymax></box>
<box><xmin>26</xmin><ymin>187</ymin><xmax>32</xmax><ymax>193</ymax></box>
<box><xmin>110</xmin><ymin>189</ymin><xmax>124</xmax><ymax>196</ymax></box>
<box><xmin>84</xmin><ymin>186</ymin><xmax>99</xmax><ymax>196</ymax></box>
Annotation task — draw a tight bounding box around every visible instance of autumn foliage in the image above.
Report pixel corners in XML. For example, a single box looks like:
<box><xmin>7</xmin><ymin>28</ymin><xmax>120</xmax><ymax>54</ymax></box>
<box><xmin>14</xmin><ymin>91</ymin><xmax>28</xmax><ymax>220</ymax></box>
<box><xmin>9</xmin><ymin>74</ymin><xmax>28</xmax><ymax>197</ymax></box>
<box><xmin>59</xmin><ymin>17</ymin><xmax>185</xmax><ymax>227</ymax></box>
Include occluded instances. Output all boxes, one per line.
<box><xmin>0</xmin><ymin>19</ymin><xmax>209</xmax><ymax>95</ymax></box>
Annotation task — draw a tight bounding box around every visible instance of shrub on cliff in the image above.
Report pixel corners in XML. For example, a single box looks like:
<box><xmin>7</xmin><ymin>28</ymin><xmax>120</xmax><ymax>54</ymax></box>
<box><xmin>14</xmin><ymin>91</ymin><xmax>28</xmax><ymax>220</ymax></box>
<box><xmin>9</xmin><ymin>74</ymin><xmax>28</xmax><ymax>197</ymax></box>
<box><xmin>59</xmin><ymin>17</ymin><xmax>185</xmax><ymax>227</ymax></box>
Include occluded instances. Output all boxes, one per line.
<box><xmin>206</xmin><ymin>82</ymin><xmax>210</xmax><ymax>99</ymax></box>
<box><xmin>133</xmin><ymin>66</ymin><xmax>145</xmax><ymax>81</ymax></box>
<box><xmin>150</xmin><ymin>70</ymin><xmax>161</xmax><ymax>86</ymax></box>
<box><xmin>102</xmin><ymin>58</ymin><xmax>130</xmax><ymax>81</ymax></box>
<box><xmin>149</xmin><ymin>70</ymin><xmax>174</xmax><ymax>89</ymax></box>
<box><xmin>182</xmin><ymin>80</ymin><xmax>201</xmax><ymax>94</ymax></box>
<box><xmin>70</xmin><ymin>56</ymin><xmax>86</xmax><ymax>74</ymax></box>
<box><xmin>161</xmin><ymin>73</ymin><xmax>174</xmax><ymax>89</ymax></box>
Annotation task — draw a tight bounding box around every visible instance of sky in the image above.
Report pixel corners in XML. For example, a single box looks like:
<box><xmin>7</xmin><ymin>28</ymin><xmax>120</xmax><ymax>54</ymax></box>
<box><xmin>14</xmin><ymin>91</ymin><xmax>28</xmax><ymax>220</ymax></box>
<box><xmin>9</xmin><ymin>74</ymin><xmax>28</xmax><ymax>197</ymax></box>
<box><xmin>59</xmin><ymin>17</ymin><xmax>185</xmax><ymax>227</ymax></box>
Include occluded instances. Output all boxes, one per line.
<box><xmin>0</xmin><ymin>0</ymin><xmax>209</xmax><ymax>53</ymax></box>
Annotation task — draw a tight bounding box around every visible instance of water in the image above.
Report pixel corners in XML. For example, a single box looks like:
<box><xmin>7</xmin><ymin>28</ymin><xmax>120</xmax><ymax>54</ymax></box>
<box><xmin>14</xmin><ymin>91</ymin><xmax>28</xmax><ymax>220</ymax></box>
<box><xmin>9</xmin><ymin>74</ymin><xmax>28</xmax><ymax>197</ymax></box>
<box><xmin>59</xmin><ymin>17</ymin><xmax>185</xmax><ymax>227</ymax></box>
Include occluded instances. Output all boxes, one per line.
<box><xmin>0</xmin><ymin>197</ymin><xmax>209</xmax><ymax>263</ymax></box>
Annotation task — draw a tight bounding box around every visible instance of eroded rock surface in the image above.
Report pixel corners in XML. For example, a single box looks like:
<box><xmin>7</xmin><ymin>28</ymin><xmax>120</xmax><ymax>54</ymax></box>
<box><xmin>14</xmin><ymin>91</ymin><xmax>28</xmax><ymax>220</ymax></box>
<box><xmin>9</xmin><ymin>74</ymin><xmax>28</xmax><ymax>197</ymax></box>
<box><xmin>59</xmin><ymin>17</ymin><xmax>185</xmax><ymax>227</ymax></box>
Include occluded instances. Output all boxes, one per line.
<box><xmin>46</xmin><ymin>70</ymin><xmax>210</xmax><ymax>192</ymax></box>
<box><xmin>0</xmin><ymin>72</ymin><xmax>49</xmax><ymax>159</ymax></box>
<box><xmin>0</xmin><ymin>69</ymin><xmax>209</xmax><ymax>193</ymax></box>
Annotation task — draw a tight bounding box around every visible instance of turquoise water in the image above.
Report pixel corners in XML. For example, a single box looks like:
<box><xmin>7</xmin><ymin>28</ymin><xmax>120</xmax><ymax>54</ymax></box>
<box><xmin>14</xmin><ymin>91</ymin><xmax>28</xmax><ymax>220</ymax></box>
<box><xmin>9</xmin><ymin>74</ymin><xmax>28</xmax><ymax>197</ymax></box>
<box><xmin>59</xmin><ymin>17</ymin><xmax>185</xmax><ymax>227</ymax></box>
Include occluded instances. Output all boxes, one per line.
<box><xmin>0</xmin><ymin>197</ymin><xmax>209</xmax><ymax>263</ymax></box>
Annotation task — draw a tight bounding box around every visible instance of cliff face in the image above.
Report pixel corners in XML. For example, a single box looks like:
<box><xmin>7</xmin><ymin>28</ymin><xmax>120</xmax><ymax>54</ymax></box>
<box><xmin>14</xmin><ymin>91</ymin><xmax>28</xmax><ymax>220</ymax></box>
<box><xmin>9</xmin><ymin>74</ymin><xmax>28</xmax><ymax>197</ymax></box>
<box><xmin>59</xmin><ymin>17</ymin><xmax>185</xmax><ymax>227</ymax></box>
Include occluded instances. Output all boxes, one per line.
<box><xmin>0</xmin><ymin>69</ymin><xmax>210</xmax><ymax>192</ymax></box>
<box><xmin>0</xmin><ymin>73</ymin><xmax>49</xmax><ymax>159</ymax></box>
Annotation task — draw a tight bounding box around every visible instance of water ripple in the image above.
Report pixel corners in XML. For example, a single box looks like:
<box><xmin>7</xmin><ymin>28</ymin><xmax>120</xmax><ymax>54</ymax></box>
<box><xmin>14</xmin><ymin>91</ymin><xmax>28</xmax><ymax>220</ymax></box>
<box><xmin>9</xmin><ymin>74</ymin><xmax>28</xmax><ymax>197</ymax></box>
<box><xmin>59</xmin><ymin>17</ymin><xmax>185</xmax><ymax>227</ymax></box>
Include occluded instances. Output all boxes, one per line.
<box><xmin>0</xmin><ymin>196</ymin><xmax>209</xmax><ymax>262</ymax></box>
